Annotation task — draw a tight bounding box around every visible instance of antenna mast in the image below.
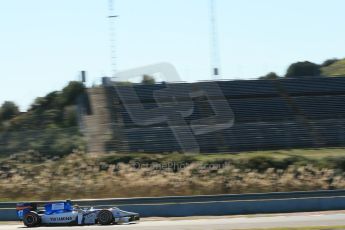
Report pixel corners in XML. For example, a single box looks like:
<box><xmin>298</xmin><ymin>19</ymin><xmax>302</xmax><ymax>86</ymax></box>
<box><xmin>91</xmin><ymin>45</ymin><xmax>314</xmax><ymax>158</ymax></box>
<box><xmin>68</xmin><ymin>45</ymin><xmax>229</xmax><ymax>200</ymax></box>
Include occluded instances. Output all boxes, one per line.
<box><xmin>108</xmin><ymin>0</ymin><xmax>118</xmax><ymax>77</ymax></box>
<box><xmin>209</xmin><ymin>0</ymin><xmax>221</xmax><ymax>79</ymax></box>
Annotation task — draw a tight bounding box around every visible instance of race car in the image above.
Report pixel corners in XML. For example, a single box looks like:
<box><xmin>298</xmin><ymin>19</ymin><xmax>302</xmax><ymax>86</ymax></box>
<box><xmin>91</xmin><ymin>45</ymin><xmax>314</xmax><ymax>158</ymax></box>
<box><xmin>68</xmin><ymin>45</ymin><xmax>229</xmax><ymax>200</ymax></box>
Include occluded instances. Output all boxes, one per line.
<box><xmin>16</xmin><ymin>200</ymin><xmax>140</xmax><ymax>227</ymax></box>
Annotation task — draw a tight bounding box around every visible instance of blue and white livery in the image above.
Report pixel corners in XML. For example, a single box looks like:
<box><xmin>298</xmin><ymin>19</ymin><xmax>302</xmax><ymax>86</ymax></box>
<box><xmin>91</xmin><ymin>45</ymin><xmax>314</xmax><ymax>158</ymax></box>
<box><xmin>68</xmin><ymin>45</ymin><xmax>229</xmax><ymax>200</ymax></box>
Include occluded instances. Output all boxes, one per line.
<box><xmin>16</xmin><ymin>200</ymin><xmax>140</xmax><ymax>227</ymax></box>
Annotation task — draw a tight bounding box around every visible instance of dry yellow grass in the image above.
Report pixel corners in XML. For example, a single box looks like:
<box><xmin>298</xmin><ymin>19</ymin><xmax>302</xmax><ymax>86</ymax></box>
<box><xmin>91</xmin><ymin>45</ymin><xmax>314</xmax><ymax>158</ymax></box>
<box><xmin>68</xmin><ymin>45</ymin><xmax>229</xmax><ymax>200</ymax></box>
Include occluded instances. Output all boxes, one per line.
<box><xmin>1</xmin><ymin>150</ymin><xmax>345</xmax><ymax>201</ymax></box>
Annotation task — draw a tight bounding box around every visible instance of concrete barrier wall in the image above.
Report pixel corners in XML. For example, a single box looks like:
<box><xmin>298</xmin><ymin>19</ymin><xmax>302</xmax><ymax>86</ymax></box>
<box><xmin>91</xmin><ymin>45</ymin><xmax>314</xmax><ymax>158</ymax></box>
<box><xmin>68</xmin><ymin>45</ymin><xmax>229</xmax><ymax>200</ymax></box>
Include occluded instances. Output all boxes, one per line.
<box><xmin>3</xmin><ymin>196</ymin><xmax>345</xmax><ymax>221</ymax></box>
<box><xmin>117</xmin><ymin>196</ymin><xmax>345</xmax><ymax>217</ymax></box>
<box><xmin>0</xmin><ymin>209</ymin><xmax>17</xmax><ymax>221</ymax></box>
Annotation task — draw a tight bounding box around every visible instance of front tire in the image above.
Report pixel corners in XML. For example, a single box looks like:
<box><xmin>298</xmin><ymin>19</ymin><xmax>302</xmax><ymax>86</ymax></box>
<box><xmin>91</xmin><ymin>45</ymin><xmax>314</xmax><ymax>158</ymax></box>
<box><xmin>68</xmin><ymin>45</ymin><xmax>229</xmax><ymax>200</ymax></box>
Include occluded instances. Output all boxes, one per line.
<box><xmin>97</xmin><ymin>210</ymin><xmax>114</xmax><ymax>225</ymax></box>
<box><xmin>23</xmin><ymin>211</ymin><xmax>41</xmax><ymax>227</ymax></box>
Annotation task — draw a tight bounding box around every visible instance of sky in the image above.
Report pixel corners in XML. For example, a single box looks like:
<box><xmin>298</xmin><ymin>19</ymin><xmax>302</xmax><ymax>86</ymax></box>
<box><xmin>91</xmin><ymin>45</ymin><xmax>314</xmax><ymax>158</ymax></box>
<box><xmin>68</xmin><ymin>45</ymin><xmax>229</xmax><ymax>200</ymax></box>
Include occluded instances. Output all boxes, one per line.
<box><xmin>1</xmin><ymin>0</ymin><xmax>345</xmax><ymax>111</ymax></box>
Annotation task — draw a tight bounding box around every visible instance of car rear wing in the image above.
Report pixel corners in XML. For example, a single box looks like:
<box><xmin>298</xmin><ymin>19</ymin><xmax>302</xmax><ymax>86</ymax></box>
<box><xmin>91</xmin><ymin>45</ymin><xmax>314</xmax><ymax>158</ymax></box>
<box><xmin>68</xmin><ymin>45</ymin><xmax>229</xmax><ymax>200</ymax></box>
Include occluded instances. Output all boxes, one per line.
<box><xmin>16</xmin><ymin>203</ymin><xmax>38</xmax><ymax>220</ymax></box>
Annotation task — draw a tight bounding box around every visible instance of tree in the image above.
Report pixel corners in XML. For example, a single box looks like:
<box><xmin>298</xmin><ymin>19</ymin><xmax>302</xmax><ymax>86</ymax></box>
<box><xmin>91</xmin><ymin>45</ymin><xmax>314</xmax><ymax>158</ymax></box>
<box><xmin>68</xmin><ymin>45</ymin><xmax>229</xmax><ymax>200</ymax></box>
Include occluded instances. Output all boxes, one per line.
<box><xmin>141</xmin><ymin>75</ymin><xmax>155</xmax><ymax>85</ymax></box>
<box><xmin>29</xmin><ymin>91</ymin><xmax>60</xmax><ymax>111</ymax></box>
<box><xmin>259</xmin><ymin>72</ymin><xmax>280</xmax><ymax>80</ymax></box>
<box><xmin>60</xmin><ymin>81</ymin><xmax>85</xmax><ymax>106</ymax></box>
<box><xmin>0</xmin><ymin>101</ymin><xmax>19</xmax><ymax>121</ymax></box>
<box><xmin>29</xmin><ymin>82</ymin><xmax>85</xmax><ymax>112</ymax></box>
<box><xmin>285</xmin><ymin>61</ymin><xmax>321</xmax><ymax>78</ymax></box>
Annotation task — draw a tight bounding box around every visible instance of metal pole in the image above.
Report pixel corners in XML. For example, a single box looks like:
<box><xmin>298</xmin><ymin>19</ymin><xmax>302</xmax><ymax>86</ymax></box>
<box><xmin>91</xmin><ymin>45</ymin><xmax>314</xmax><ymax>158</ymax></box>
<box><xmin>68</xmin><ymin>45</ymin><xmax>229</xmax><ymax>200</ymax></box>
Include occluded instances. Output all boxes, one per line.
<box><xmin>209</xmin><ymin>0</ymin><xmax>221</xmax><ymax>79</ymax></box>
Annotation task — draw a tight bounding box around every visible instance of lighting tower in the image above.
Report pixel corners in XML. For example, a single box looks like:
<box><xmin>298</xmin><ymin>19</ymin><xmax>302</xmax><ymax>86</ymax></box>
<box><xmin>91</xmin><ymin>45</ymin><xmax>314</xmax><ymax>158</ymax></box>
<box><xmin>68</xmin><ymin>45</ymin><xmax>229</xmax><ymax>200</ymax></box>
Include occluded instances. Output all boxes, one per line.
<box><xmin>209</xmin><ymin>0</ymin><xmax>221</xmax><ymax>79</ymax></box>
<box><xmin>108</xmin><ymin>0</ymin><xmax>118</xmax><ymax>76</ymax></box>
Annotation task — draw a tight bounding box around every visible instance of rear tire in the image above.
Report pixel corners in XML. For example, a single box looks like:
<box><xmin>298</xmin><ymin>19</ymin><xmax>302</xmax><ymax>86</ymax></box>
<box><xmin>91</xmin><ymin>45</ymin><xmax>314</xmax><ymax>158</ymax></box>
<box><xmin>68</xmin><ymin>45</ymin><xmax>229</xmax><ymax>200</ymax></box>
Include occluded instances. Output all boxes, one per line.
<box><xmin>23</xmin><ymin>211</ymin><xmax>40</xmax><ymax>227</ymax></box>
<box><xmin>97</xmin><ymin>210</ymin><xmax>113</xmax><ymax>225</ymax></box>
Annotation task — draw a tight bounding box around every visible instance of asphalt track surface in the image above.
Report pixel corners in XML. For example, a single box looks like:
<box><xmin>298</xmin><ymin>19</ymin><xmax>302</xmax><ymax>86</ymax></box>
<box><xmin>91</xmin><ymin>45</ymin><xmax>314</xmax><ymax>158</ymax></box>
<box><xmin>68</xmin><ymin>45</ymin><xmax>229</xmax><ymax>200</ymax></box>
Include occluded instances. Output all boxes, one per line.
<box><xmin>1</xmin><ymin>212</ymin><xmax>345</xmax><ymax>230</ymax></box>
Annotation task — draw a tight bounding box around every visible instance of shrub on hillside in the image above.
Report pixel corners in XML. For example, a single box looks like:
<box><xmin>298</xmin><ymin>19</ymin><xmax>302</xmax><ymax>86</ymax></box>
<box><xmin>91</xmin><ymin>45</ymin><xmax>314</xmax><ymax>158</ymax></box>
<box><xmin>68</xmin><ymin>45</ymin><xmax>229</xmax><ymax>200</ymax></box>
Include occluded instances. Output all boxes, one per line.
<box><xmin>285</xmin><ymin>61</ymin><xmax>321</xmax><ymax>78</ymax></box>
<box><xmin>0</xmin><ymin>101</ymin><xmax>19</xmax><ymax>122</ymax></box>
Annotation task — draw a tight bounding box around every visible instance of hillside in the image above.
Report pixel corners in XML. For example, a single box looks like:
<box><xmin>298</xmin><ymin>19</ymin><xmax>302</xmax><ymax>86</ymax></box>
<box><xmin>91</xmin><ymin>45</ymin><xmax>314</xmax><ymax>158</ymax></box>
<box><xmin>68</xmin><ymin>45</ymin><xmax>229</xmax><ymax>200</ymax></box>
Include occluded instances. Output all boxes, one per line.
<box><xmin>0</xmin><ymin>81</ymin><xmax>86</xmax><ymax>156</ymax></box>
<box><xmin>322</xmin><ymin>59</ymin><xmax>345</xmax><ymax>76</ymax></box>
